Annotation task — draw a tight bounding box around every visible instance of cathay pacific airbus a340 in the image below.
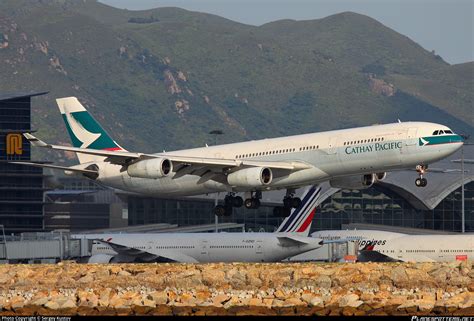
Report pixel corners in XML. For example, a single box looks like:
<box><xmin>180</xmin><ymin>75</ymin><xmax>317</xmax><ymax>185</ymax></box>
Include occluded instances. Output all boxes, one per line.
<box><xmin>17</xmin><ymin>97</ymin><xmax>464</xmax><ymax>216</ymax></box>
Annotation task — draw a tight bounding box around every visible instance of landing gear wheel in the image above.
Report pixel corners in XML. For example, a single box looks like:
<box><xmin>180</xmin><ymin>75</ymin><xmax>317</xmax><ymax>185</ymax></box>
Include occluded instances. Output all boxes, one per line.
<box><xmin>415</xmin><ymin>165</ymin><xmax>429</xmax><ymax>188</ymax></box>
<box><xmin>245</xmin><ymin>198</ymin><xmax>261</xmax><ymax>209</ymax></box>
<box><xmin>224</xmin><ymin>194</ymin><xmax>244</xmax><ymax>208</ymax></box>
<box><xmin>244</xmin><ymin>198</ymin><xmax>253</xmax><ymax>209</ymax></box>
<box><xmin>291</xmin><ymin>197</ymin><xmax>302</xmax><ymax>209</ymax></box>
<box><xmin>213</xmin><ymin>205</ymin><xmax>227</xmax><ymax>217</ymax></box>
<box><xmin>233</xmin><ymin>196</ymin><xmax>243</xmax><ymax>208</ymax></box>
<box><xmin>415</xmin><ymin>178</ymin><xmax>427</xmax><ymax>187</ymax></box>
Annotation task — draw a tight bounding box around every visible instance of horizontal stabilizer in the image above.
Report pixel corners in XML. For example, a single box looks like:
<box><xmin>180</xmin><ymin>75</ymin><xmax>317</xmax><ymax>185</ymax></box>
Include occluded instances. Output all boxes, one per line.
<box><xmin>277</xmin><ymin>235</ymin><xmax>322</xmax><ymax>247</ymax></box>
<box><xmin>23</xmin><ymin>133</ymin><xmax>48</xmax><ymax>147</ymax></box>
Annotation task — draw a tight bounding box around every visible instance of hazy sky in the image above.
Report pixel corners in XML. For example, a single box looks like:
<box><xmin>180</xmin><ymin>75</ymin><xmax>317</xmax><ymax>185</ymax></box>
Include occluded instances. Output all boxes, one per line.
<box><xmin>99</xmin><ymin>0</ymin><xmax>473</xmax><ymax>64</ymax></box>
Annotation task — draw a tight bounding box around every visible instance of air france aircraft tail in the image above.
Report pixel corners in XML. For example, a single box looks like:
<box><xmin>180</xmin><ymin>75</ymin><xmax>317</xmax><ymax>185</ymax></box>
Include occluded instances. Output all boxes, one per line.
<box><xmin>275</xmin><ymin>185</ymin><xmax>322</xmax><ymax>236</ymax></box>
<box><xmin>56</xmin><ymin>97</ymin><xmax>126</xmax><ymax>163</ymax></box>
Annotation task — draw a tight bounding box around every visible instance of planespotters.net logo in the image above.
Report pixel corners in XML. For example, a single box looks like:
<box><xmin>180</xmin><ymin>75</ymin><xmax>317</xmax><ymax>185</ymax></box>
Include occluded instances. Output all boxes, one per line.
<box><xmin>412</xmin><ymin>317</ymin><xmax>474</xmax><ymax>321</ymax></box>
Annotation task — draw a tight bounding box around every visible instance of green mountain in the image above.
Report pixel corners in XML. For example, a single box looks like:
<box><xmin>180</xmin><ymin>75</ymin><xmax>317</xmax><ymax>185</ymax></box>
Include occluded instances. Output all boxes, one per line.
<box><xmin>0</xmin><ymin>0</ymin><xmax>472</xmax><ymax>164</ymax></box>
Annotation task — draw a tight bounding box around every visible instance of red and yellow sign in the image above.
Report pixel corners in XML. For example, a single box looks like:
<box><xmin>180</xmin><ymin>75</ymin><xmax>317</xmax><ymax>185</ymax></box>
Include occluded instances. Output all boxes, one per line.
<box><xmin>6</xmin><ymin>133</ymin><xmax>23</xmax><ymax>155</ymax></box>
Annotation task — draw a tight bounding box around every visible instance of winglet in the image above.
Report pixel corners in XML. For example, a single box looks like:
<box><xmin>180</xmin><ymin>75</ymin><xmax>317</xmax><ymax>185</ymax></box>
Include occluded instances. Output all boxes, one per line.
<box><xmin>23</xmin><ymin>133</ymin><xmax>48</xmax><ymax>147</ymax></box>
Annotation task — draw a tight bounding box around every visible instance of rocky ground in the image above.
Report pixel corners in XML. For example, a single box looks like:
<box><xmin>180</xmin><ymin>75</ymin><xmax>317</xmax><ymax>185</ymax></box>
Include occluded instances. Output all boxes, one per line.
<box><xmin>0</xmin><ymin>261</ymin><xmax>473</xmax><ymax>316</ymax></box>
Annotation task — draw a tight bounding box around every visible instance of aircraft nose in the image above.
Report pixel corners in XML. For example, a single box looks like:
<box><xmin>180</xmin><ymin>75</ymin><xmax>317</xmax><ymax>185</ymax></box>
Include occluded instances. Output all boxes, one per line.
<box><xmin>449</xmin><ymin>135</ymin><xmax>464</xmax><ymax>152</ymax></box>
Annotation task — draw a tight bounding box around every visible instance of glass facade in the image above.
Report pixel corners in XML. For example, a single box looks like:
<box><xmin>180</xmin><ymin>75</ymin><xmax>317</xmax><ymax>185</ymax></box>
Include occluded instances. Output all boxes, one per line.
<box><xmin>315</xmin><ymin>182</ymin><xmax>474</xmax><ymax>233</ymax></box>
<box><xmin>44</xmin><ymin>202</ymin><xmax>110</xmax><ymax>231</ymax></box>
<box><xmin>128</xmin><ymin>196</ymin><xmax>286</xmax><ymax>232</ymax></box>
<box><xmin>128</xmin><ymin>182</ymin><xmax>474</xmax><ymax>234</ymax></box>
<box><xmin>0</xmin><ymin>94</ymin><xmax>47</xmax><ymax>233</ymax></box>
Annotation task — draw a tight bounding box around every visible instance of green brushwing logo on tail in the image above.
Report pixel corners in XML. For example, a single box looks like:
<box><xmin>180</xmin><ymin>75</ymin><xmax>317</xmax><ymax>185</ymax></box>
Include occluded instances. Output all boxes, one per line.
<box><xmin>419</xmin><ymin>135</ymin><xmax>463</xmax><ymax>147</ymax></box>
<box><xmin>62</xmin><ymin>111</ymin><xmax>121</xmax><ymax>150</ymax></box>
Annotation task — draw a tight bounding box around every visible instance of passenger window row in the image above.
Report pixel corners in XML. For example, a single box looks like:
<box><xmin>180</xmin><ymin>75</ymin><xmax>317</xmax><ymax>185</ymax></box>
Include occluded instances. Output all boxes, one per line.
<box><xmin>209</xmin><ymin>245</ymin><xmax>254</xmax><ymax>249</ymax></box>
<box><xmin>236</xmin><ymin>145</ymin><xmax>319</xmax><ymax>159</ymax></box>
<box><xmin>156</xmin><ymin>245</ymin><xmax>195</xmax><ymax>249</ymax></box>
<box><xmin>343</xmin><ymin>137</ymin><xmax>384</xmax><ymax>146</ymax></box>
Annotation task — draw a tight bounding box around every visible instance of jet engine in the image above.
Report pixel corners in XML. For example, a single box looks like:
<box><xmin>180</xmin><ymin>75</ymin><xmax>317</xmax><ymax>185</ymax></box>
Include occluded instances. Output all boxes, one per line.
<box><xmin>127</xmin><ymin>158</ymin><xmax>173</xmax><ymax>179</ymax></box>
<box><xmin>330</xmin><ymin>173</ymin><xmax>375</xmax><ymax>189</ymax></box>
<box><xmin>227</xmin><ymin>167</ymin><xmax>273</xmax><ymax>188</ymax></box>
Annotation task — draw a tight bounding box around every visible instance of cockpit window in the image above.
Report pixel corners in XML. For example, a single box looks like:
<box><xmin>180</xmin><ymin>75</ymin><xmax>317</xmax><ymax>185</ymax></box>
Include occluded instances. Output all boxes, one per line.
<box><xmin>433</xmin><ymin>130</ymin><xmax>439</xmax><ymax>135</ymax></box>
<box><xmin>445</xmin><ymin>130</ymin><xmax>453</xmax><ymax>134</ymax></box>
<box><xmin>439</xmin><ymin>130</ymin><xmax>445</xmax><ymax>135</ymax></box>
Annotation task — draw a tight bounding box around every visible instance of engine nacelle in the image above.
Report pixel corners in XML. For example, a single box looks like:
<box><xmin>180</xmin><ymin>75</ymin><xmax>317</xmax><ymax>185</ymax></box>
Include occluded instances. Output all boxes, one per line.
<box><xmin>227</xmin><ymin>167</ymin><xmax>273</xmax><ymax>188</ymax></box>
<box><xmin>127</xmin><ymin>158</ymin><xmax>173</xmax><ymax>179</ymax></box>
<box><xmin>330</xmin><ymin>173</ymin><xmax>375</xmax><ymax>190</ymax></box>
<box><xmin>375</xmin><ymin>172</ymin><xmax>387</xmax><ymax>181</ymax></box>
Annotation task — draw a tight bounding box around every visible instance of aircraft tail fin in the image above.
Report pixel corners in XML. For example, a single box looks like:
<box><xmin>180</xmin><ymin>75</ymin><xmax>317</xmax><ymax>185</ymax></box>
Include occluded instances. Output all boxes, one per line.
<box><xmin>56</xmin><ymin>97</ymin><xmax>126</xmax><ymax>163</ymax></box>
<box><xmin>275</xmin><ymin>185</ymin><xmax>322</xmax><ymax>236</ymax></box>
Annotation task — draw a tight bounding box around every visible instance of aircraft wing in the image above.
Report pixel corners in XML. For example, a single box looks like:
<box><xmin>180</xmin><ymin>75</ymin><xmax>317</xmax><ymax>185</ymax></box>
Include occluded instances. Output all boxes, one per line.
<box><xmin>9</xmin><ymin>161</ymin><xmax>98</xmax><ymax>174</ymax></box>
<box><xmin>23</xmin><ymin>133</ymin><xmax>313</xmax><ymax>172</ymax></box>
<box><xmin>100</xmin><ymin>239</ymin><xmax>199</xmax><ymax>263</ymax></box>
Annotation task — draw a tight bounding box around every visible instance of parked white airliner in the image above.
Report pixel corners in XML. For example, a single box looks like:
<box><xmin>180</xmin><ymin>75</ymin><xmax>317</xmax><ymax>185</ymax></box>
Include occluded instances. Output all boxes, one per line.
<box><xmin>17</xmin><ymin>97</ymin><xmax>463</xmax><ymax>216</ymax></box>
<box><xmin>76</xmin><ymin>186</ymin><xmax>325</xmax><ymax>263</ymax></box>
<box><xmin>312</xmin><ymin>230</ymin><xmax>474</xmax><ymax>262</ymax></box>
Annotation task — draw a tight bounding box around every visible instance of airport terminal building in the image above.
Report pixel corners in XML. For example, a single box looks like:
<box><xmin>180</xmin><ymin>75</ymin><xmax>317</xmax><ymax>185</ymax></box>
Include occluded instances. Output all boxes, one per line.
<box><xmin>0</xmin><ymin>92</ymin><xmax>48</xmax><ymax>234</ymax></box>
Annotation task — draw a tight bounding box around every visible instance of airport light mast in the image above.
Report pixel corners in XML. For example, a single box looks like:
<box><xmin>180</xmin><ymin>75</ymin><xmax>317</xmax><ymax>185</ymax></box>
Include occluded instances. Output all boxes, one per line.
<box><xmin>209</xmin><ymin>130</ymin><xmax>224</xmax><ymax>233</ymax></box>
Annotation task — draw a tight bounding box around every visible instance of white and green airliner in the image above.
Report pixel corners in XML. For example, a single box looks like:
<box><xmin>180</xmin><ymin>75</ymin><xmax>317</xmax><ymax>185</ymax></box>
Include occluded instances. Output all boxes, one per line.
<box><xmin>18</xmin><ymin>97</ymin><xmax>464</xmax><ymax>216</ymax></box>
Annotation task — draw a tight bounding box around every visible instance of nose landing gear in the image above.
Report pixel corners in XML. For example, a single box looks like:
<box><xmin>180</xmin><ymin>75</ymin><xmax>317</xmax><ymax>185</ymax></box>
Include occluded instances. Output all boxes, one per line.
<box><xmin>415</xmin><ymin>165</ymin><xmax>428</xmax><ymax>187</ymax></box>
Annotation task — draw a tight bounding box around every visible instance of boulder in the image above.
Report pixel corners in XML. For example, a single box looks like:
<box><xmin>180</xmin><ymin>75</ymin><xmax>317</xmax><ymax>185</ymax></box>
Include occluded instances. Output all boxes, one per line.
<box><xmin>149</xmin><ymin>291</ymin><xmax>168</xmax><ymax>305</ymax></box>
<box><xmin>315</xmin><ymin>275</ymin><xmax>332</xmax><ymax>289</ymax></box>
<box><xmin>390</xmin><ymin>266</ymin><xmax>409</xmax><ymax>287</ymax></box>
<box><xmin>282</xmin><ymin>297</ymin><xmax>305</xmax><ymax>307</ymax></box>
<box><xmin>44</xmin><ymin>301</ymin><xmax>61</xmax><ymax>310</ymax></box>
<box><xmin>212</xmin><ymin>294</ymin><xmax>230</xmax><ymax>307</ymax></box>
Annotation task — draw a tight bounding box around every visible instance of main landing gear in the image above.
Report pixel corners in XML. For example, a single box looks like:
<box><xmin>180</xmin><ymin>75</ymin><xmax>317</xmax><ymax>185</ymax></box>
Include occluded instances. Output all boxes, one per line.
<box><xmin>273</xmin><ymin>189</ymin><xmax>302</xmax><ymax>217</ymax></box>
<box><xmin>244</xmin><ymin>191</ymin><xmax>261</xmax><ymax>209</ymax></box>
<box><xmin>213</xmin><ymin>193</ymin><xmax>243</xmax><ymax>217</ymax></box>
<box><xmin>415</xmin><ymin>164</ymin><xmax>428</xmax><ymax>187</ymax></box>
